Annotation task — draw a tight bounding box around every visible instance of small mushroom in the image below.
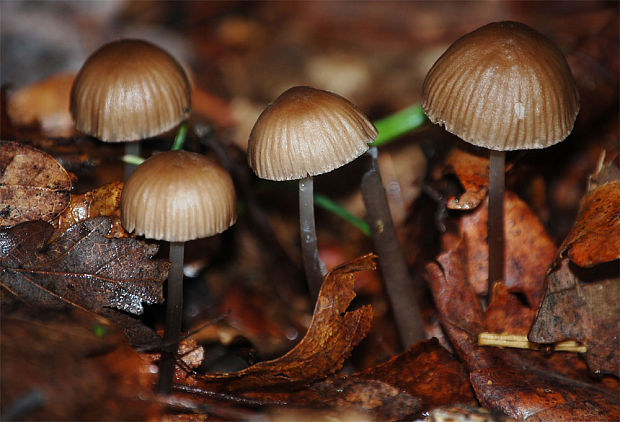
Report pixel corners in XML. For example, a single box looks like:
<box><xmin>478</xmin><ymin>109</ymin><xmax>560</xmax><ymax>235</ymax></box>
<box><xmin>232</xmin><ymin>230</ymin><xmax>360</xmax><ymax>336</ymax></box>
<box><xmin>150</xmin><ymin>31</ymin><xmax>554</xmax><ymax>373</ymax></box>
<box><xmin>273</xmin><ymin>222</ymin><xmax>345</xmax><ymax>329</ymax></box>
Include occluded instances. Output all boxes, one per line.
<box><xmin>121</xmin><ymin>150</ymin><xmax>236</xmax><ymax>394</ymax></box>
<box><xmin>422</xmin><ymin>21</ymin><xmax>579</xmax><ymax>297</ymax></box>
<box><xmin>247</xmin><ymin>86</ymin><xmax>377</xmax><ymax>298</ymax></box>
<box><xmin>71</xmin><ymin>39</ymin><xmax>191</xmax><ymax>177</ymax></box>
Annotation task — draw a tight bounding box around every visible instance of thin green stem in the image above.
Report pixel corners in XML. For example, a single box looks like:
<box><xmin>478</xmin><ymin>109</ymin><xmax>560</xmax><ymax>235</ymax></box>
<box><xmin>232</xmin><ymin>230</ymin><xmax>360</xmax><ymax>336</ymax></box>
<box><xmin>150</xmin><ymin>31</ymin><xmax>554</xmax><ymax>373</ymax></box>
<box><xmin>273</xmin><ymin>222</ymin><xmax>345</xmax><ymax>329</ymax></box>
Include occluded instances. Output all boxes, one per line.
<box><xmin>314</xmin><ymin>193</ymin><xmax>371</xmax><ymax>237</ymax></box>
<box><xmin>371</xmin><ymin>104</ymin><xmax>426</xmax><ymax>147</ymax></box>
<box><xmin>121</xmin><ymin>154</ymin><xmax>145</xmax><ymax>166</ymax></box>
<box><xmin>171</xmin><ymin>122</ymin><xmax>188</xmax><ymax>151</ymax></box>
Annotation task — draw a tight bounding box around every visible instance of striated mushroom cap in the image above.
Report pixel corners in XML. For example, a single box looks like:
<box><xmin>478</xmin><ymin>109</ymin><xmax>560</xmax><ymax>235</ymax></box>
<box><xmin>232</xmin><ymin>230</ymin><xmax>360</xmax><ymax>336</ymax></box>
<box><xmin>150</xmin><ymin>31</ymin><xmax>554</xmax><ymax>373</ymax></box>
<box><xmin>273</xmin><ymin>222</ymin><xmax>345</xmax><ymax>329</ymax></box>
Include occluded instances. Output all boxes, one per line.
<box><xmin>247</xmin><ymin>86</ymin><xmax>377</xmax><ymax>181</ymax></box>
<box><xmin>422</xmin><ymin>21</ymin><xmax>579</xmax><ymax>151</ymax></box>
<box><xmin>71</xmin><ymin>39</ymin><xmax>191</xmax><ymax>142</ymax></box>
<box><xmin>121</xmin><ymin>150</ymin><xmax>236</xmax><ymax>242</ymax></box>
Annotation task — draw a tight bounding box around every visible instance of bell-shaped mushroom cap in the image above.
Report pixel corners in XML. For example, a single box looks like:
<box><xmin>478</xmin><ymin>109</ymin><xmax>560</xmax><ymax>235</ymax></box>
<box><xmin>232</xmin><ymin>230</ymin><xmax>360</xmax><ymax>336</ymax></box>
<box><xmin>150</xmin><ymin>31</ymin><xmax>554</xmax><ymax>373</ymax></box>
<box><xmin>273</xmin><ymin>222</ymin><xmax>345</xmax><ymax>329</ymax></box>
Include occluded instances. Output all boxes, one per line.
<box><xmin>247</xmin><ymin>86</ymin><xmax>377</xmax><ymax>181</ymax></box>
<box><xmin>71</xmin><ymin>39</ymin><xmax>191</xmax><ymax>142</ymax></box>
<box><xmin>422</xmin><ymin>21</ymin><xmax>579</xmax><ymax>151</ymax></box>
<box><xmin>121</xmin><ymin>150</ymin><xmax>236</xmax><ymax>242</ymax></box>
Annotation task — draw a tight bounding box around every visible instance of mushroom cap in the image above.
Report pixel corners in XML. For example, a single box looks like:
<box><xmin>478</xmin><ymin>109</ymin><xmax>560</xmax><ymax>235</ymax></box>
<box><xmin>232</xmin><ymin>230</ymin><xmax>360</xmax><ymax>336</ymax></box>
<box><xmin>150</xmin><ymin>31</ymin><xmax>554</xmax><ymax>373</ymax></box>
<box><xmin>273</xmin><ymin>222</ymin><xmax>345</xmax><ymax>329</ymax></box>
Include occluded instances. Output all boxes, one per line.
<box><xmin>121</xmin><ymin>150</ymin><xmax>236</xmax><ymax>242</ymax></box>
<box><xmin>247</xmin><ymin>86</ymin><xmax>377</xmax><ymax>181</ymax></box>
<box><xmin>422</xmin><ymin>21</ymin><xmax>579</xmax><ymax>151</ymax></box>
<box><xmin>71</xmin><ymin>39</ymin><xmax>191</xmax><ymax>142</ymax></box>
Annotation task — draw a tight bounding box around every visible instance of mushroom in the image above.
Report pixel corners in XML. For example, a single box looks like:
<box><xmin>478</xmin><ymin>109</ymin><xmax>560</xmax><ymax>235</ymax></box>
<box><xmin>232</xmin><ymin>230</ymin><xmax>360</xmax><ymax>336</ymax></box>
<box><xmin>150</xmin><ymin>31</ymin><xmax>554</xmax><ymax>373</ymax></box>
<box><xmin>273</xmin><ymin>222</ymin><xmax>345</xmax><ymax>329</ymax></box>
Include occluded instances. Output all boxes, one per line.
<box><xmin>422</xmin><ymin>21</ymin><xmax>579</xmax><ymax>297</ymax></box>
<box><xmin>247</xmin><ymin>86</ymin><xmax>377</xmax><ymax>298</ymax></box>
<box><xmin>71</xmin><ymin>39</ymin><xmax>191</xmax><ymax>177</ymax></box>
<box><xmin>121</xmin><ymin>150</ymin><xmax>236</xmax><ymax>394</ymax></box>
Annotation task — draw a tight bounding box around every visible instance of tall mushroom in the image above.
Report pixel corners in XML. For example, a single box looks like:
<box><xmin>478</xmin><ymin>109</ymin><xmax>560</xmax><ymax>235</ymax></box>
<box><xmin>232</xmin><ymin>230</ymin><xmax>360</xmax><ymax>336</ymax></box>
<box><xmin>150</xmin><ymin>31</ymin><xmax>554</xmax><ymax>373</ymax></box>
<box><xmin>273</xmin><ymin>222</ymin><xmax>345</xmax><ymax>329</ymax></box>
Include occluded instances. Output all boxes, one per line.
<box><xmin>121</xmin><ymin>150</ymin><xmax>236</xmax><ymax>394</ymax></box>
<box><xmin>247</xmin><ymin>86</ymin><xmax>377</xmax><ymax>298</ymax></box>
<box><xmin>422</xmin><ymin>21</ymin><xmax>579</xmax><ymax>297</ymax></box>
<box><xmin>71</xmin><ymin>39</ymin><xmax>191</xmax><ymax>177</ymax></box>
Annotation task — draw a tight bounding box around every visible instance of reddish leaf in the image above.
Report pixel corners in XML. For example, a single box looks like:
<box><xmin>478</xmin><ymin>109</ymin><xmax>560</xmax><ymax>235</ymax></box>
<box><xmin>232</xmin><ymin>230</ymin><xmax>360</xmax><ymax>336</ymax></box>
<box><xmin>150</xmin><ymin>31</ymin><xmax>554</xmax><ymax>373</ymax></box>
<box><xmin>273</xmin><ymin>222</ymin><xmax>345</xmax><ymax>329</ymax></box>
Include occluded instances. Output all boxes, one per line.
<box><xmin>0</xmin><ymin>307</ymin><xmax>159</xmax><ymax>421</ymax></box>
<box><xmin>0</xmin><ymin>216</ymin><xmax>167</xmax><ymax>314</ymax></box>
<box><xmin>359</xmin><ymin>339</ymin><xmax>476</xmax><ymax>413</ymax></box>
<box><xmin>558</xmin><ymin>181</ymin><xmax>620</xmax><ymax>267</ymax></box>
<box><xmin>52</xmin><ymin>181</ymin><xmax>127</xmax><ymax>239</ymax></box>
<box><xmin>0</xmin><ymin>141</ymin><xmax>71</xmax><ymax>228</ymax></box>
<box><xmin>196</xmin><ymin>254</ymin><xmax>376</xmax><ymax>391</ymax></box>
<box><xmin>445</xmin><ymin>147</ymin><xmax>489</xmax><ymax>211</ymax></box>
<box><xmin>460</xmin><ymin>192</ymin><xmax>555</xmax><ymax>305</ymax></box>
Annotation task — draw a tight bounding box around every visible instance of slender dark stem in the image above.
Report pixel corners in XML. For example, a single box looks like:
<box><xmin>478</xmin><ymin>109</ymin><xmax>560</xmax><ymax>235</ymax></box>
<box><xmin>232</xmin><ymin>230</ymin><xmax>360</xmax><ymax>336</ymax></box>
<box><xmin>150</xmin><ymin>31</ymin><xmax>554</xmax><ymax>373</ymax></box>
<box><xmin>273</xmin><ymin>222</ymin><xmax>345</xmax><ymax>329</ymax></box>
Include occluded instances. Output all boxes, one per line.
<box><xmin>157</xmin><ymin>241</ymin><xmax>185</xmax><ymax>395</ymax></box>
<box><xmin>488</xmin><ymin>150</ymin><xmax>505</xmax><ymax>298</ymax></box>
<box><xmin>124</xmin><ymin>141</ymin><xmax>141</xmax><ymax>179</ymax></box>
<box><xmin>361</xmin><ymin>146</ymin><xmax>424</xmax><ymax>348</ymax></box>
<box><xmin>299</xmin><ymin>176</ymin><xmax>326</xmax><ymax>300</ymax></box>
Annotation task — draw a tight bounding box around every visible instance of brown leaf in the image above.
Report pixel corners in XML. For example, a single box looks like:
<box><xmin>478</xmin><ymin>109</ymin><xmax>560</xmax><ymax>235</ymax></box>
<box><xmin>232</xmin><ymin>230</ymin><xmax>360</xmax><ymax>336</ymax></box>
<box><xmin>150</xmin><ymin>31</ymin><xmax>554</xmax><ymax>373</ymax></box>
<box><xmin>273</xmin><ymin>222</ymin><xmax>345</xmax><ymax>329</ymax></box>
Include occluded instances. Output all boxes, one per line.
<box><xmin>197</xmin><ymin>254</ymin><xmax>376</xmax><ymax>391</ymax></box>
<box><xmin>359</xmin><ymin>339</ymin><xmax>476</xmax><ymax>414</ymax></box>
<box><xmin>52</xmin><ymin>181</ymin><xmax>127</xmax><ymax>238</ymax></box>
<box><xmin>0</xmin><ymin>216</ymin><xmax>167</xmax><ymax>314</ymax></box>
<box><xmin>485</xmin><ymin>282</ymin><xmax>537</xmax><ymax>335</ymax></box>
<box><xmin>426</xmin><ymin>226</ymin><xmax>619</xmax><ymax>419</ymax></box>
<box><xmin>460</xmin><ymin>192</ymin><xmax>555</xmax><ymax>305</ymax></box>
<box><xmin>0</xmin><ymin>306</ymin><xmax>159</xmax><ymax>421</ymax></box>
<box><xmin>0</xmin><ymin>140</ymin><xmax>72</xmax><ymax>228</ymax></box>
<box><xmin>558</xmin><ymin>181</ymin><xmax>620</xmax><ymax>267</ymax></box>
<box><xmin>445</xmin><ymin>147</ymin><xmax>489</xmax><ymax>210</ymax></box>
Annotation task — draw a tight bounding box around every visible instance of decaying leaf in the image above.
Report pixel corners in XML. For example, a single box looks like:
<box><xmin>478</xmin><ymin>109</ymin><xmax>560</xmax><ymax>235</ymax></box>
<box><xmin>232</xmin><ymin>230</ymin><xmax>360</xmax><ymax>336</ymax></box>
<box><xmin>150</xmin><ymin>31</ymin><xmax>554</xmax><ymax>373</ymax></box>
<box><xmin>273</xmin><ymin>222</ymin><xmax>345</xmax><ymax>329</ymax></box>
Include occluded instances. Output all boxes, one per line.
<box><xmin>195</xmin><ymin>254</ymin><xmax>376</xmax><ymax>391</ymax></box>
<box><xmin>359</xmin><ymin>339</ymin><xmax>476</xmax><ymax>414</ymax></box>
<box><xmin>7</xmin><ymin>73</ymin><xmax>76</xmax><ymax>137</ymax></box>
<box><xmin>557</xmin><ymin>181</ymin><xmax>620</xmax><ymax>267</ymax></box>
<box><xmin>426</xmin><ymin>217</ymin><xmax>620</xmax><ymax>420</ymax></box>
<box><xmin>445</xmin><ymin>147</ymin><xmax>490</xmax><ymax>210</ymax></box>
<box><xmin>0</xmin><ymin>140</ymin><xmax>72</xmax><ymax>228</ymax></box>
<box><xmin>52</xmin><ymin>181</ymin><xmax>126</xmax><ymax>238</ymax></box>
<box><xmin>0</xmin><ymin>216</ymin><xmax>168</xmax><ymax>314</ymax></box>
<box><xmin>460</xmin><ymin>192</ymin><xmax>555</xmax><ymax>305</ymax></box>
<box><xmin>0</xmin><ymin>306</ymin><xmax>159</xmax><ymax>421</ymax></box>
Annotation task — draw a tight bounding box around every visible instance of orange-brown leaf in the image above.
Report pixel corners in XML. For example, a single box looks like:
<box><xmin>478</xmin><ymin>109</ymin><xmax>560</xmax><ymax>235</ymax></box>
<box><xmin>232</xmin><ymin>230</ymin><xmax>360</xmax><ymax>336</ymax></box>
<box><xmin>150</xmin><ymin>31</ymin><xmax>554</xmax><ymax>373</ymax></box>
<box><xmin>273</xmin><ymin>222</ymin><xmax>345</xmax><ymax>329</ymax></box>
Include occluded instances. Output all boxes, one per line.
<box><xmin>197</xmin><ymin>254</ymin><xmax>376</xmax><ymax>391</ymax></box>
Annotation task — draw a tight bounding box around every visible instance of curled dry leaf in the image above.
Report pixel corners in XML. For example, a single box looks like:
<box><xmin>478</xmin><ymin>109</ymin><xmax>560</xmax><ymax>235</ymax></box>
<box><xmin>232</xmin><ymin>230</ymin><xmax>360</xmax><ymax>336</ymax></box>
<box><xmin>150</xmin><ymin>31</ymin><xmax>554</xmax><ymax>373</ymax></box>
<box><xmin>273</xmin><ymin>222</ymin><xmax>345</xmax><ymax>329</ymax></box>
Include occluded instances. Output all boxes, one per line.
<box><xmin>0</xmin><ymin>216</ymin><xmax>168</xmax><ymax>315</ymax></box>
<box><xmin>445</xmin><ymin>147</ymin><xmax>490</xmax><ymax>210</ymax></box>
<box><xmin>52</xmin><ymin>181</ymin><xmax>127</xmax><ymax>238</ymax></box>
<box><xmin>0</xmin><ymin>307</ymin><xmax>159</xmax><ymax>421</ymax></box>
<box><xmin>7</xmin><ymin>73</ymin><xmax>76</xmax><ymax>137</ymax></box>
<box><xmin>196</xmin><ymin>254</ymin><xmax>376</xmax><ymax>391</ymax></box>
<box><xmin>0</xmin><ymin>140</ymin><xmax>72</xmax><ymax>228</ymax></box>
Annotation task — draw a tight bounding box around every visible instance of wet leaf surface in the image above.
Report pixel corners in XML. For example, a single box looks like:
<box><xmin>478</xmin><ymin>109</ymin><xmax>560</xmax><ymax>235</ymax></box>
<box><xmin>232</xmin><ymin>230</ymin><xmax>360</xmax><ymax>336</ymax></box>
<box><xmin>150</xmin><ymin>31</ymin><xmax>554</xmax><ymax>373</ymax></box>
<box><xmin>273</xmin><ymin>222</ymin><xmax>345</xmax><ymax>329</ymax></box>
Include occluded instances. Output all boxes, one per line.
<box><xmin>195</xmin><ymin>254</ymin><xmax>375</xmax><ymax>391</ymax></box>
<box><xmin>0</xmin><ymin>306</ymin><xmax>159</xmax><ymax>421</ymax></box>
<box><xmin>0</xmin><ymin>216</ymin><xmax>167</xmax><ymax>314</ymax></box>
<box><xmin>0</xmin><ymin>141</ymin><xmax>72</xmax><ymax>228</ymax></box>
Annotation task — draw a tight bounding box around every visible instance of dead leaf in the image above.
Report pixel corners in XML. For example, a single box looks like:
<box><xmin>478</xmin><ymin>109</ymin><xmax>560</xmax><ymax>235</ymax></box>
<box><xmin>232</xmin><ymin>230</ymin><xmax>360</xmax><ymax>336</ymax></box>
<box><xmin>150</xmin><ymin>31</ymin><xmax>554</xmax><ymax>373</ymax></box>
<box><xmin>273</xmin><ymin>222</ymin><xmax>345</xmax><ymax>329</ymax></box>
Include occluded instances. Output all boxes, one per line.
<box><xmin>557</xmin><ymin>181</ymin><xmax>620</xmax><ymax>267</ymax></box>
<box><xmin>195</xmin><ymin>254</ymin><xmax>376</xmax><ymax>391</ymax></box>
<box><xmin>460</xmin><ymin>192</ymin><xmax>555</xmax><ymax>305</ymax></box>
<box><xmin>0</xmin><ymin>140</ymin><xmax>72</xmax><ymax>228</ymax></box>
<box><xmin>7</xmin><ymin>73</ymin><xmax>76</xmax><ymax>138</ymax></box>
<box><xmin>52</xmin><ymin>181</ymin><xmax>126</xmax><ymax>238</ymax></box>
<box><xmin>445</xmin><ymin>147</ymin><xmax>490</xmax><ymax>210</ymax></box>
<box><xmin>485</xmin><ymin>282</ymin><xmax>536</xmax><ymax>335</ymax></box>
<box><xmin>359</xmin><ymin>339</ymin><xmax>476</xmax><ymax>414</ymax></box>
<box><xmin>0</xmin><ymin>306</ymin><xmax>159</xmax><ymax>421</ymax></box>
<box><xmin>0</xmin><ymin>216</ymin><xmax>168</xmax><ymax>314</ymax></box>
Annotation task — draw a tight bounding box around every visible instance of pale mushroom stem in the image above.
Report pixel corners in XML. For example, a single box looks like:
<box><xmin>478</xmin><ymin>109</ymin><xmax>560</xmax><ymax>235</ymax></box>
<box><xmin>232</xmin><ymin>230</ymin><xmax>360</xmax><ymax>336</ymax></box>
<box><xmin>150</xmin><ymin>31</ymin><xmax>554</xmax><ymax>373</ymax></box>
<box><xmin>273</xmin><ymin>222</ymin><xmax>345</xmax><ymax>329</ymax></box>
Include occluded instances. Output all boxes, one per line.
<box><xmin>299</xmin><ymin>176</ymin><xmax>327</xmax><ymax>300</ymax></box>
<box><xmin>124</xmin><ymin>141</ymin><xmax>141</xmax><ymax>179</ymax></box>
<box><xmin>488</xmin><ymin>150</ymin><xmax>505</xmax><ymax>298</ymax></box>
<box><xmin>361</xmin><ymin>146</ymin><xmax>425</xmax><ymax>347</ymax></box>
<box><xmin>156</xmin><ymin>241</ymin><xmax>185</xmax><ymax>395</ymax></box>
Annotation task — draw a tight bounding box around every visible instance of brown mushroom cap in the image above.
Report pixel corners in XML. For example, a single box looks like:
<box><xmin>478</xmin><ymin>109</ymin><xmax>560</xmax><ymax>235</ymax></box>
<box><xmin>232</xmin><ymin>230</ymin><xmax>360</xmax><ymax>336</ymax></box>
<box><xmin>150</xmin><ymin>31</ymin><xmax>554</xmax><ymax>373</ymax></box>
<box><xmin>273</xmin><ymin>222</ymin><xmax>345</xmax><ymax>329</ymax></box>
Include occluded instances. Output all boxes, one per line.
<box><xmin>121</xmin><ymin>150</ymin><xmax>236</xmax><ymax>242</ymax></box>
<box><xmin>71</xmin><ymin>39</ymin><xmax>191</xmax><ymax>142</ymax></box>
<box><xmin>422</xmin><ymin>21</ymin><xmax>579</xmax><ymax>151</ymax></box>
<box><xmin>247</xmin><ymin>86</ymin><xmax>377</xmax><ymax>181</ymax></box>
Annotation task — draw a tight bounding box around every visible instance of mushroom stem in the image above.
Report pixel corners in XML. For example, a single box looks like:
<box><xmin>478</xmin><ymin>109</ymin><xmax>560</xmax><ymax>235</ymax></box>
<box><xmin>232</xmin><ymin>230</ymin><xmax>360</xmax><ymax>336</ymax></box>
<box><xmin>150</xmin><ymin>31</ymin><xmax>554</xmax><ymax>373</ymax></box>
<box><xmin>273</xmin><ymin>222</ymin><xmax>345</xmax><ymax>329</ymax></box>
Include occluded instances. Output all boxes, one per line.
<box><xmin>299</xmin><ymin>176</ymin><xmax>326</xmax><ymax>299</ymax></box>
<box><xmin>488</xmin><ymin>150</ymin><xmax>505</xmax><ymax>297</ymax></box>
<box><xmin>157</xmin><ymin>241</ymin><xmax>185</xmax><ymax>395</ymax></box>
<box><xmin>361</xmin><ymin>146</ymin><xmax>425</xmax><ymax>347</ymax></box>
<box><xmin>124</xmin><ymin>141</ymin><xmax>141</xmax><ymax>179</ymax></box>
